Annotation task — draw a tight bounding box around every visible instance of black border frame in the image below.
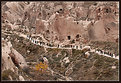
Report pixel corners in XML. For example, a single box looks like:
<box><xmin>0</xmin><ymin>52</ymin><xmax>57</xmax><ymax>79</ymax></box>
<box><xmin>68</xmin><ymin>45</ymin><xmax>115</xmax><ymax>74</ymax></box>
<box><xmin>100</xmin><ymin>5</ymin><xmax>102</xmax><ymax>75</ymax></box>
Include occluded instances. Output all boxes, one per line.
<box><xmin>0</xmin><ymin>0</ymin><xmax>120</xmax><ymax>83</ymax></box>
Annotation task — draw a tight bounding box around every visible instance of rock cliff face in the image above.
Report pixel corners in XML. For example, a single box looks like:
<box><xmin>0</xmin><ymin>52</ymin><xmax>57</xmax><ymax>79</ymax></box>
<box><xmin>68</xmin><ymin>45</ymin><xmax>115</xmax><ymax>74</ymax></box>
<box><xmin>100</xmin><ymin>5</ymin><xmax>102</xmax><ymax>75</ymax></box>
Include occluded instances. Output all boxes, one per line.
<box><xmin>2</xmin><ymin>2</ymin><xmax>119</xmax><ymax>43</ymax></box>
<box><xmin>10</xmin><ymin>48</ymin><xmax>28</xmax><ymax>69</ymax></box>
<box><xmin>51</xmin><ymin>16</ymin><xmax>85</xmax><ymax>41</ymax></box>
<box><xmin>2</xmin><ymin>40</ymin><xmax>17</xmax><ymax>72</ymax></box>
<box><xmin>2</xmin><ymin>39</ymin><xmax>28</xmax><ymax>75</ymax></box>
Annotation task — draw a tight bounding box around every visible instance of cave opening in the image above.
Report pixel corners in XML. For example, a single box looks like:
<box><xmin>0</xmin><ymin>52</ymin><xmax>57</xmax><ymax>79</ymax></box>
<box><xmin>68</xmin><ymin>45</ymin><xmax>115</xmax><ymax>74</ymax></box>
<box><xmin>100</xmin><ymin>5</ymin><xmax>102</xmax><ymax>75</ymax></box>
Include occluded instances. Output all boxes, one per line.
<box><xmin>106</xmin><ymin>9</ymin><xmax>109</xmax><ymax>13</ymax></box>
<box><xmin>67</xmin><ymin>36</ymin><xmax>71</xmax><ymax>40</ymax></box>
<box><xmin>8</xmin><ymin>56</ymin><xmax>10</xmax><ymax>59</ymax></box>
<box><xmin>76</xmin><ymin>34</ymin><xmax>80</xmax><ymax>38</ymax></box>
<box><xmin>11</xmin><ymin>56</ymin><xmax>19</xmax><ymax>68</ymax></box>
<box><xmin>9</xmin><ymin>53</ymin><xmax>19</xmax><ymax>68</ymax></box>
<box><xmin>77</xmin><ymin>22</ymin><xmax>79</xmax><ymax>24</ymax></box>
<box><xmin>105</xmin><ymin>8</ymin><xmax>111</xmax><ymax>13</ymax></box>
<box><xmin>60</xmin><ymin>9</ymin><xmax>63</xmax><ymax>11</ymax></box>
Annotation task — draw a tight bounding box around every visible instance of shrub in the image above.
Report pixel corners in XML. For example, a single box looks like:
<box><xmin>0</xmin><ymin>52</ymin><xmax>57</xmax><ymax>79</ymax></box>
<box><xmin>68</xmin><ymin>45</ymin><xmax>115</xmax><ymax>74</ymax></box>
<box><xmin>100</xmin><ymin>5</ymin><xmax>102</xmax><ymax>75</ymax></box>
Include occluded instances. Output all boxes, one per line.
<box><xmin>2</xmin><ymin>70</ymin><xmax>10</xmax><ymax>80</ymax></box>
<box><xmin>2</xmin><ymin>69</ymin><xmax>18</xmax><ymax>80</ymax></box>
<box><xmin>35</xmin><ymin>62</ymin><xmax>48</xmax><ymax>73</ymax></box>
<box><xmin>22</xmin><ymin>66</ymin><xmax>30</xmax><ymax>74</ymax></box>
<box><xmin>94</xmin><ymin>59</ymin><xmax>104</xmax><ymax>69</ymax></box>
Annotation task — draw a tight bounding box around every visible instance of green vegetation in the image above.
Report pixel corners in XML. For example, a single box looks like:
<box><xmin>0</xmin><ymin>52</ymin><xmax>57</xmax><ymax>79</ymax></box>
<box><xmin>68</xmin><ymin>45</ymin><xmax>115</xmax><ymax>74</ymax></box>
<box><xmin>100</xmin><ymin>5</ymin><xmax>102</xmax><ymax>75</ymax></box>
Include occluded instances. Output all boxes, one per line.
<box><xmin>90</xmin><ymin>41</ymin><xmax>119</xmax><ymax>55</ymax></box>
<box><xmin>2</xmin><ymin>69</ymin><xmax>18</xmax><ymax>80</ymax></box>
<box><xmin>4</xmin><ymin>32</ymin><xmax>118</xmax><ymax>80</ymax></box>
<box><xmin>72</xmin><ymin>49</ymin><xmax>82</xmax><ymax>56</ymax></box>
<box><xmin>70</xmin><ymin>53</ymin><xmax>119</xmax><ymax>80</ymax></box>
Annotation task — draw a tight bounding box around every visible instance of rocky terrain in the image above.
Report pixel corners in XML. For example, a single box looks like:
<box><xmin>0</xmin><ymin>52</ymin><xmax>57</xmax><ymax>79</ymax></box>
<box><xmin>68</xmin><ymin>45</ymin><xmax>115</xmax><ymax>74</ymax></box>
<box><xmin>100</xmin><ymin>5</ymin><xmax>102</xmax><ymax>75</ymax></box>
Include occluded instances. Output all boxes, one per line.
<box><xmin>2</xmin><ymin>1</ymin><xmax>119</xmax><ymax>81</ymax></box>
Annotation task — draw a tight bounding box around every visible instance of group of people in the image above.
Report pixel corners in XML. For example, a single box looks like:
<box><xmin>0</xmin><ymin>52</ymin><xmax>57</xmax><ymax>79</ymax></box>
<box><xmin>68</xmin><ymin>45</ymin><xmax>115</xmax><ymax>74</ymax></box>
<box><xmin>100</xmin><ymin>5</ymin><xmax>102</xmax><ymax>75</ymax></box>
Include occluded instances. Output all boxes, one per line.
<box><xmin>27</xmin><ymin>35</ymin><xmax>51</xmax><ymax>46</ymax></box>
<box><xmin>96</xmin><ymin>48</ymin><xmax>118</xmax><ymax>58</ymax></box>
<box><xmin>27</xmin><ymin>35</ymin><xmax>118</xmax><ymax>59</ymax></box>
<box><xmin>27</xmin><ymin>35</ymin><xmax>83</xmax><ymax>49</ymax></box>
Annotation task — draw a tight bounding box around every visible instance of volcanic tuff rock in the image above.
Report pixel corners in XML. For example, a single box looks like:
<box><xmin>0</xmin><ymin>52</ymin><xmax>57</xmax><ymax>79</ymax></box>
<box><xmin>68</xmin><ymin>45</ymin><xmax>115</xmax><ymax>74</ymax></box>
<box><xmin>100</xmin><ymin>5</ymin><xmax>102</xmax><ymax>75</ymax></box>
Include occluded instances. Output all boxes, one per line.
<box><xmin>2</xmin><ymin>2</ymin><xmax>119</xmax><ymax>44</ymax></box>
<box><xmin>2</xmin><ymin>40</ymin><xmax>17</xmax><ymax>72</ymax></box>
<box><xmin>2</xmin><ymin>39</ymin><xmax>28</xmax><ymax>71</ymax></box>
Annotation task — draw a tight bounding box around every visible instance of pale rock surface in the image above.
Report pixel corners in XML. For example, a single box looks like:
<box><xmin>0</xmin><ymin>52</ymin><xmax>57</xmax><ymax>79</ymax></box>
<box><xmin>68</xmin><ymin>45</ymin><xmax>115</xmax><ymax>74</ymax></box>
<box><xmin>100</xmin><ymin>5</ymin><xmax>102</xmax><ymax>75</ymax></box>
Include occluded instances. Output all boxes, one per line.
<box><xmin>19</xmin><ymin>75</ymin><xmax>25</xmax><ymax>81</ymax></box>
<box><xmin>11</xmin><ymin>48</ymin><xmax>28</xmax><ymax>69</ymax></box>
<box><xmin>112</xmin><ymin>66</ymin><xmax>116</xmax><ymax>69</ymax></box>
<box><xmin>2</xmin><ymin>40</ymin><xmax>16</xmax><ymax>72</ymax></box>
<box><xmin>63</xmin><ymin>57</ymin><xmax>70</xmax><ymax>64</ymax></box>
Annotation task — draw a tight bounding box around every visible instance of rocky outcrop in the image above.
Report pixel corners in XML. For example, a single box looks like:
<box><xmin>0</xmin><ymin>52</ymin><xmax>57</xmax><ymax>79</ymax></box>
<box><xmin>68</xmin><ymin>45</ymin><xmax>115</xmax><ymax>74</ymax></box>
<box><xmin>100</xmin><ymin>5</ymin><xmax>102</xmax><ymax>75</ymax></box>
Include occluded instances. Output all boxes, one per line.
<box><xmin>19</xmin><ymin>75</ymin><xmax>25</xmax><ymax>81</ymax></box>
<box><xmin>2</xmin><ymin>39</ymin><xmax>28</xmax><ymax>72</ymax></box>
<box><xmin>2</xmin><ymin>2</ymin><xmax>119</xmax><ymax>44</ymax></box>
<box><xmin>10</xmin><ymin>48</ymin><xmax>28</xmax><ymax>69</ymax></box>
<box><xmin>2</xmin><ymin>40</ymin><xmax>17</xmax><ymax>72</ymax></box>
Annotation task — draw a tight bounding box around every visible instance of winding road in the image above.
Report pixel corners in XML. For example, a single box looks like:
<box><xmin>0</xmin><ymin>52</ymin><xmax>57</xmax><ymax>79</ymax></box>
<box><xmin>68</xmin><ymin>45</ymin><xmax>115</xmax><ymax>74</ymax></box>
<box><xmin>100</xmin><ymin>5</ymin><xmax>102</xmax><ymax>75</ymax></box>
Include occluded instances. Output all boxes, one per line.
<box><xmin>13</xmin><ymin>31</ymin><xmax>119</xmax><ymax>60</ymax></box>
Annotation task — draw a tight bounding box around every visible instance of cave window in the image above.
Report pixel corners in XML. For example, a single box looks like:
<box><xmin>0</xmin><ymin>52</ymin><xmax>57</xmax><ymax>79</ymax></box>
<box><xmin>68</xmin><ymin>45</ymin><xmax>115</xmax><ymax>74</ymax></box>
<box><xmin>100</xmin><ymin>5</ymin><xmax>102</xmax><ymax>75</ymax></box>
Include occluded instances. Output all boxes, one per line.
<box><xmin>39</xmin><ymin>13</ymin><xmax>41</xmax><ymax>15</ymax></box>
<box><xmin>107</xmin><ymin>28</ymin><xmax>110</xmax><ymax>31</ymax></box>
<box><xmin>76</xmin><ymin>34</ymin><xmax>80</xmax><ymax>38</ymax></box>
<box><xmin>46</xmin><ymin>30</ymin><xmax>50</xmax><ymax>33</ymax></box>
<box><xmin>48</xmin><ymin>13</ymin><xmax>50</xmax><ymax>15</ymax></box>
<box><xmin>57</xmin><ymin>11</ymin><xmax>60</xmax><ymax>13</ymax></box>
<box><xmin>67</xmin><ymin>36</ymin><xmax>71</xmax><ymax>40</ymax></box>
<box><xmin>60</xmin><ymin>9</ymin><xmax>63</xmax><ymax>11</ymax></box>
<box><xmin>77</xmin><ymin>22</ymin><xmax>79</xmax><ymax>24</ymax></box>
<box><xmin>106</xmin><ymin>9</ymin><xmax>109</xmax><ymax>13</ymax></box>
<box><xmin>8</xmin><ymin>57</ymin><xmax>10</xmax><ymax>59</ymax></box>
<box><xmin>114</xmin><ymin>12</ymin><xmax>117</xmax><ymax>15</ymax></box>
<box><xmin>98</xmin><ymin>8</ymin><xmax>101</xmax><ymax>12</ymax></box>
<box><xmin>10</xmin><ymin>56</ymin><xmax>19</xmax><ymax>67</ymax></box>
<box><xmin>25</xmin><ymin>12</ymin><xmax>28</xmax><ymax>16</ymax></box>
<box><xmin>105</xmin><ymin>8</ymin><xmax>111</xmax><ymax>13</ymax></box>
<box><xmin>6</xmin><ymin>20</ymin><xmax>8</xmax><ymax>23</ymax></box>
